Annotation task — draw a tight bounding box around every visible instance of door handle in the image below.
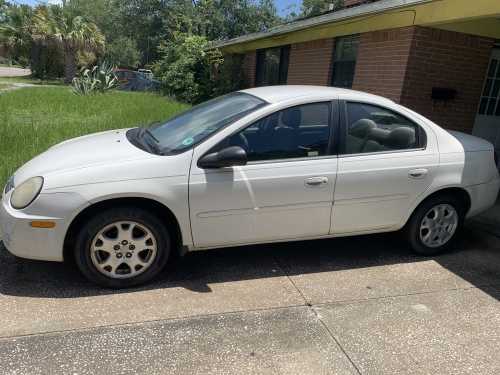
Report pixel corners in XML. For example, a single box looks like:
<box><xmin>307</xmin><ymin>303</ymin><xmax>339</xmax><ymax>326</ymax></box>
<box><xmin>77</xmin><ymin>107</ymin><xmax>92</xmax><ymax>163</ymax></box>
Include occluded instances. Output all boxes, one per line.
<box><xmin>305</xmin><ymin>177</ymin><xmax>329</xmax><ymax>187</ymax></box>
<box><xmin>409</xmin><ymin>168</ymin><xmax>428</xmax><ymax>179</ymax></box>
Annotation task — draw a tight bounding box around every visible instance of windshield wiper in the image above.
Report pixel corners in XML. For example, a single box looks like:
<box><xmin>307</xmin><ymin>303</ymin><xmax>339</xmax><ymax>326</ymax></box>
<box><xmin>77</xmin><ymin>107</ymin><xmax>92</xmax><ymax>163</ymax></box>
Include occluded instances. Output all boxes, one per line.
<box><xmin>137</xmin><ymin>127</ymin><xmax>162</xmax><ymax>155</ymax></box>
<box><xmin>144</xmin><ymin>128</ymin><xmax>160</xmax><ymax>143</ymax></box>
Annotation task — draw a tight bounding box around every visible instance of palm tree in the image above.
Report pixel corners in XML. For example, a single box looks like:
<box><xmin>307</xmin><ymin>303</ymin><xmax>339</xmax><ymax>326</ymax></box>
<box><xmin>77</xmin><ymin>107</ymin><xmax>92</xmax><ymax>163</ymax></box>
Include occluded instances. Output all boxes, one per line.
<box><xmin>0</xmin><ymin>4</ymin><xmax>34</xmax><ymax>66</ymax></box>
<box><xmin>33</xmin><ymin>5</ymin><xmax>105</xmax><ymax>83</ymax></box>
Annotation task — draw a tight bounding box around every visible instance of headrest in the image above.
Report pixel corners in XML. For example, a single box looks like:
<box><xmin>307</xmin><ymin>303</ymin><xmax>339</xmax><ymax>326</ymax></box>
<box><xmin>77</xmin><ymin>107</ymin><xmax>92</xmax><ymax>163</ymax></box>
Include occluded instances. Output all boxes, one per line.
<box><xmin>367</xmin><ymin>127</ymin><xmax>390</xmax><ymax>144</ymax></box>
<box><xmin>350</xmin><ymin>119</ymin><xmax>376</xmax><ymax>138</ymax></box>
<box><xmin>281</xmin><ymin>108</ymin><xmax>302</xmax><ymax>128</ymax></box>
<box><xmin>386</xmin><ymin>127</ymin><xmax>415</xmax><ymax>149</ymax></box>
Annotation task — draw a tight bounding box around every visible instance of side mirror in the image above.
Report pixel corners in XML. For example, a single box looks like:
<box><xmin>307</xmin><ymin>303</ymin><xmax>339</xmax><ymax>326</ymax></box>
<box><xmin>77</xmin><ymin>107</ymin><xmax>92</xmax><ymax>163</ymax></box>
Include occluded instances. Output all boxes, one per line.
<box><xmin>198</xmin><ymin>146</ymin><xmax>248</xmax><ymax>169</ymax></box>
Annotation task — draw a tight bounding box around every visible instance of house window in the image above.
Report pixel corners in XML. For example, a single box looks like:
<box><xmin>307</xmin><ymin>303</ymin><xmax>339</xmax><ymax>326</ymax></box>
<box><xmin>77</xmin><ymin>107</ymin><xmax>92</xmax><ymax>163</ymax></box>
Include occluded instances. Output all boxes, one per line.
<box><xmin>478</xmin><ymin>55</ymin><xmax>500</xmax><ymax>117</ymax></box>
<box><xmin>331</xmin><ymin>35</ymin><xmax>360</xmax><ymax>88</ymax></box>
<box><xmin>255</xmin><ymin>46</ymin><xmax>290</xmax><ymax>87</ymax></box>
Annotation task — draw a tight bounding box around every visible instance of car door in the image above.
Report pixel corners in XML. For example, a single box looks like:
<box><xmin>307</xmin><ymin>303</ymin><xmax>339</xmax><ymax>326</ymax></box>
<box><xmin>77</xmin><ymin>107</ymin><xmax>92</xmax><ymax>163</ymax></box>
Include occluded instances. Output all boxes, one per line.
<box><xmin>331</xmin><ymin>101</ymin><xmax>439</xmax><ymax>235</ymax></box>
<box><xmin>189</xmin><ymin>101</ymin><xmax>339</xmax><ymax>248</ymax></box>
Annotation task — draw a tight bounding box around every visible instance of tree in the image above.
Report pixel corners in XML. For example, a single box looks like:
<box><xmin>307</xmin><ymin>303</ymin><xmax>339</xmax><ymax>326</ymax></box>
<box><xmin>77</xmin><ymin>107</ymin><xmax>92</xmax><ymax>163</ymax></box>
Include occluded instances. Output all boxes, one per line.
<box><xmin>1</xmin><ymin>0</ymin><xmax>283</xmax><ymax>94</ymax></box>
<box><xmin>0</xmin><ymin>0</ymin><xmax>8</xmax><ymax>22</ymax></box>
<box><xmin>105</xmin><ymin>36</ymin><xmax>141</xmax><ymax>68</ymax></box>
<box><xmin>151</xmin><ymin>0</ymin><xmax>281</xmax><ymax>103</ymax></box>
<box><xmin>301</xmin><ymin>0</ymin><xmax>344</xmax><ymax>18</ymax></box>
<box><xmin>33</xmin><ymin>0</ymin><xmax>282</xmax><ymax>68</ymax></box>
<box><xmin>162</xmin><ymin>0</ymin><xmax>280</xmax><ymax>42</ymax></box>
<box><xmin>154</xmin><ymin>33</ymin><xmax>223</xmax><ymax>103</ymax></box>
<box><xmin>0</xmin><ymin>4</ymin><xmax>34</xmax><ymax>66</ymax></box>
<box><xmin>64</xmin><ymin>0</ymin><xmax>116</xmax><ymax>36</ymax></box>
<box><xmin>113</xmin><ymin>0</ymin><xmax>167</xmax><ymax>66</ymax></box>
<box><xmin>32</xmin><ymin>5</ymin><xmax>105</xmax><ymax>83</ymax></box>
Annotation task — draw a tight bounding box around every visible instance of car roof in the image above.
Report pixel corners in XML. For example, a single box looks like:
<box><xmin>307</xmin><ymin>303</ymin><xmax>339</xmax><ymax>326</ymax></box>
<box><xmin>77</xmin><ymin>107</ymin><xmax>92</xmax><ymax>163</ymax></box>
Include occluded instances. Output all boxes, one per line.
<box><xmin>240</xmin><ymin>85</ymin><xmax>395</xmax><ymax>106</ymax></box>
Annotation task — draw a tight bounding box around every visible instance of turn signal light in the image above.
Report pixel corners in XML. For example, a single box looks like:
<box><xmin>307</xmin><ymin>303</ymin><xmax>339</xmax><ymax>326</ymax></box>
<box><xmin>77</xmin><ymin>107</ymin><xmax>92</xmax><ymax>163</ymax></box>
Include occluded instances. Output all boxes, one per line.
<box><xmin>30</xmin><ymin>221</ymin><xmax>56</xmax><ymax>229</ymax></box>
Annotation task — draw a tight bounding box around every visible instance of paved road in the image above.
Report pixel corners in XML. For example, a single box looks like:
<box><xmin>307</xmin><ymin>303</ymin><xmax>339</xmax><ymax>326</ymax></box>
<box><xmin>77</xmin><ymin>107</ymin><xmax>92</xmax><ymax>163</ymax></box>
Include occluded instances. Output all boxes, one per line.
<box><xmin>0</xmin><ymin>226</ymin><xmax>498</xmax><ymax>374</ymax></box>
<box><xmin>0</xmin><ymin>67</ymin><xmax>30</xmax><ymax>77</ymax></box>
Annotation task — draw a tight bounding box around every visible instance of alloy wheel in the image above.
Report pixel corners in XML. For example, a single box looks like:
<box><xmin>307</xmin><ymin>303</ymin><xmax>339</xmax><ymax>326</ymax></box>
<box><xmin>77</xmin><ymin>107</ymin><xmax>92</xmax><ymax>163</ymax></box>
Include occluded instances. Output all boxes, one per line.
<box><xmin>419</xmin><ymin>204</ymin><xmax>458</xmax><ymax>248</ymax></box>
<box><xmin>90</xmin><ymin>221</ymin><xmax>158</xmax><ymax>279</ymax></box>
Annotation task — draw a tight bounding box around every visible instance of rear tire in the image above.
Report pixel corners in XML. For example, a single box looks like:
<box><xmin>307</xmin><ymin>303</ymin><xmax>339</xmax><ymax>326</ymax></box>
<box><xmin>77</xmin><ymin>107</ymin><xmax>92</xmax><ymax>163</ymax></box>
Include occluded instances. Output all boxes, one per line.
<box><xmin>406</xmin><ymin>194</ymin><xmax>466</xmax><ymax>256</ymax></box>
<box><xmin>74</xmin><ymin>206</ymin><xmax>170</xmax><ymax>288</ymax></box>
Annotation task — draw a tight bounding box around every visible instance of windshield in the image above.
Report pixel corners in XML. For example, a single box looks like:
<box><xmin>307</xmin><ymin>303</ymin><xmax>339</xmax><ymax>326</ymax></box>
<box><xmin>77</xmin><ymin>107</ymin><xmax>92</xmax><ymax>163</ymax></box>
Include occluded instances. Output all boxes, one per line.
<box><xmin>147</xmin><ymin>92</ymin><xmax>266</xmax><ymax>154</ymax></box>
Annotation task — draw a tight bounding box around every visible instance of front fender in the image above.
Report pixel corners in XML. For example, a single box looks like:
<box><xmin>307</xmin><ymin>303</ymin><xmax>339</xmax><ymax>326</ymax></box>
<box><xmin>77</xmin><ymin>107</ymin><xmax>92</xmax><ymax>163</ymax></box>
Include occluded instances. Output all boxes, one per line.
<box><xmin>51</xmin><ymin>176</ymin><xmax>192</xmax><ymax>248</ymax></box>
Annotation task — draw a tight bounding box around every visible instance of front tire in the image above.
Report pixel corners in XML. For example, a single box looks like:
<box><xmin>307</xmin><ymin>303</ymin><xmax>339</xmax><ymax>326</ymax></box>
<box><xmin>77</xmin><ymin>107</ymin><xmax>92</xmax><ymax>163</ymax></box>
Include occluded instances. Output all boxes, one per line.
<box><xmin>74</xmin><ymin>206</ymin><xmax>170</xmax><ymax>288</ymax></box>
<box><xmin>406</xmin><ymin>195</ymin><xmax>466</xmax><ymax>256</ymax></box>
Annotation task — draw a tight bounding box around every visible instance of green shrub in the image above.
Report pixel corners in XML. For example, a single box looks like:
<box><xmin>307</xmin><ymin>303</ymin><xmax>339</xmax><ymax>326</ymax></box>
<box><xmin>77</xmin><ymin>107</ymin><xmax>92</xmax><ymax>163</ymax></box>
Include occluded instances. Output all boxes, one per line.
<box><xmin>153</xmin><ymin>33</ymin><xmax>249</xmax><ymax>103</ymax></box>
<box><xmin>15</xmin><ymin>54</ymin><xmax>29</xmax><ymax>67</ymax></box>
<box><xmin>30</xmin><ymin>39</ymin><xmax>64</xmax><ymax>79</ymax></box>
<box><xmin>76</xmin><ymin>49</ymin><xmax>98</xmax><ymax>69</ymax></box>
<box><xmin>105</xmin><ymin>36</ymin><xmax>141</xmax><ymax>69</ymax></box>
<box><xmin>72</xmin><ymin>61</ymin><xmax>118</xmax><ymax>95</ymax></box>
<box><xmin>153</xmin><ymin>34</ymin><xmax>223</xmax><ymax>104</ymax></box>
<box><xmin>213</xmin><ymin>53</ymin><xmax>245</xmax><ymax>97</ymax></box>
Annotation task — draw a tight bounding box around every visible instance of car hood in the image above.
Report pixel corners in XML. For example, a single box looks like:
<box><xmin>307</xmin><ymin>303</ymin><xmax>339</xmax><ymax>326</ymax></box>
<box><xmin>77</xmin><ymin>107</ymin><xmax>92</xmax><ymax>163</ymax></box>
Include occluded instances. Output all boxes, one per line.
<box><xmin>13</xmin><ymin>129</ymin><xmax>152</xmax><ymax>184</ymax></box>
<box><xmin>448</xmin><ymin>131</ymin><xmax>494</xmax><ymax>152</ymax></box>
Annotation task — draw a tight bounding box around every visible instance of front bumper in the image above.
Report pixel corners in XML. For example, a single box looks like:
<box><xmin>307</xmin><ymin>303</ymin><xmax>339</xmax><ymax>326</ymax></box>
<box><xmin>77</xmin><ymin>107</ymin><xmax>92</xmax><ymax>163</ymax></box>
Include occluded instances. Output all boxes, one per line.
<box><xmin>1</xmin><ymin>191</ymin><xmax>88</xmax><ymax>262</ymax></box>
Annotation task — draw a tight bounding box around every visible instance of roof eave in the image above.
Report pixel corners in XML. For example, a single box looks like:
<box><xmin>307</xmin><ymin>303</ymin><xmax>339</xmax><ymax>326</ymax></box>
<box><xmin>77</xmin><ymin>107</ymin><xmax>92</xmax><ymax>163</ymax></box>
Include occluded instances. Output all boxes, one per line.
<box><xmin>214</xmin><ymin>0</ymin><xmax>431</xmax><ymax>51</ymax></box>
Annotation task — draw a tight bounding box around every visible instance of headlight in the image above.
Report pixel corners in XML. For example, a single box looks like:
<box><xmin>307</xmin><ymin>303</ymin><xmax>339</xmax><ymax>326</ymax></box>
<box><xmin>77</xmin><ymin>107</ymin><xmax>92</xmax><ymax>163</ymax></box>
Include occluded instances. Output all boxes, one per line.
<box><xmin>10</xmin><ymin>177</ymin><xmax>44</xmax><ymax>210</ymax></box>
<box><xmin>4</xmin><ymin>176</ymin><xmax>15</xmax><ymax>194</ymax></box>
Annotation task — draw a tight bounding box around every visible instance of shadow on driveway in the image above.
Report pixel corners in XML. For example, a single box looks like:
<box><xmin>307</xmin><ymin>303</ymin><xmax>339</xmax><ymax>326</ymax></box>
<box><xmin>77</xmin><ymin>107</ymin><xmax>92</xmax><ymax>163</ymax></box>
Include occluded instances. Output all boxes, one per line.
<box><xmin>0</xmin><ymin>224</ymin><xmax>498</xmax><ymax>301</ymax></box>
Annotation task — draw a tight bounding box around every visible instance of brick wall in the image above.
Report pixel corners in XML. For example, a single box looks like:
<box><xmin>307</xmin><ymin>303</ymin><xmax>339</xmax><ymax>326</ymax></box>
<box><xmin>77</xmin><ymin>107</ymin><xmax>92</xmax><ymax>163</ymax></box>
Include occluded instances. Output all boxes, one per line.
<box><xmin>242</xmin><ymin>52</ymin><xmax>256</xmax><ymax>88</ymax></box>
<box><xmin>400</xmin><ymin>27</ymin><xmax>493</xmax><ymax>132</ymax></box>
<box><xmin>235</xmin><ymin>25</ymin><xmax>493</xmax><ymax>133</ymax></box>
<box><xmin>352</xmin><ymin>27</ymin><xmax>414</xmax><ymax>102</ymax></box>
<box><xmin>287</xmin><ymin>39</ymin><xmax>335</xmax><ymax>86</ymax></box>
<box><xmin>352</xmin><ymin>26</ymin><xmax>493</xmax><ymax>132</ymax></box>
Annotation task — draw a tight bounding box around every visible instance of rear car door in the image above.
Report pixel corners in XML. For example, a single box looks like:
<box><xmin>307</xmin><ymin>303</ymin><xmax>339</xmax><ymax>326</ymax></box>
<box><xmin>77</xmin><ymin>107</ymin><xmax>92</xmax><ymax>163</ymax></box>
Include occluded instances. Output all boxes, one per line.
<box><xmin>331</xmin><ymin>101</ymin><xmax>439</xmax><ymax>234</ymax></box>
<box><xmin>189</xmin><ymin>101</ymin><xmax>339</xmax><ymax>248</ymax></box>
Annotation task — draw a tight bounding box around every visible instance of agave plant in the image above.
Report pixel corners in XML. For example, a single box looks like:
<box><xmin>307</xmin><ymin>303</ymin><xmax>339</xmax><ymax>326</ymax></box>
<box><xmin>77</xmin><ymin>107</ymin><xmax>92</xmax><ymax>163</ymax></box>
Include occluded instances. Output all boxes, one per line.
<box><xmin>72</xmin><ymin>61</ymin><xmax>118</xmax><ymax>95</ymax></box>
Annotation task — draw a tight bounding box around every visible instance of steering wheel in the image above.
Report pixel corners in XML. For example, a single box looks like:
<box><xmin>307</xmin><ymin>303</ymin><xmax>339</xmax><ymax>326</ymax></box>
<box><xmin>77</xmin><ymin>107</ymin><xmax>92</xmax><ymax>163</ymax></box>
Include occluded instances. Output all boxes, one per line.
<box><xmin>229</xmin><ymin>132</ymin><xmax>249</xmax><ymax>153</ymax></box>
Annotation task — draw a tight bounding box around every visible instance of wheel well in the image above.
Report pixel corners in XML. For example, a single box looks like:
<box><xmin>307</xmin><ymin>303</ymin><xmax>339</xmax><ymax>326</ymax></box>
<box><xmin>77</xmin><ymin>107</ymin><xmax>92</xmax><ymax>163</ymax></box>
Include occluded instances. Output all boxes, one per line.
<box><xmin>63</xmin><ymin>197</ymin><xmax>183</xmax><ymax>262</ymax></box>
<box><xmin>416</xmin><ymin>187</ymin><xmax>471</xmax><ymax>215</ymax></box>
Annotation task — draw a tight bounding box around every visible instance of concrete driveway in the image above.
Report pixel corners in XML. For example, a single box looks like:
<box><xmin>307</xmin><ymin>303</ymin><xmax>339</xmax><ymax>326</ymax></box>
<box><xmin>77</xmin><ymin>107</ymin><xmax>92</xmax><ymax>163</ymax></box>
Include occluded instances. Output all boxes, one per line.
<box><xmin>0</xmin><ymin>225</ymin><xmax>498</xmax><ymax>374</ymax></box>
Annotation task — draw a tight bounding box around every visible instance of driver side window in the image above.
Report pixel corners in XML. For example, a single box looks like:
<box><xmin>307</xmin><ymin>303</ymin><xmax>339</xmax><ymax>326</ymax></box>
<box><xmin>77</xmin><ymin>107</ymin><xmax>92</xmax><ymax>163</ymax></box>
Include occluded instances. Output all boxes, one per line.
<box><xmin>214</xmin><ymin>102</ymin><xmax>332</xmax><ymax>162</ymax></box>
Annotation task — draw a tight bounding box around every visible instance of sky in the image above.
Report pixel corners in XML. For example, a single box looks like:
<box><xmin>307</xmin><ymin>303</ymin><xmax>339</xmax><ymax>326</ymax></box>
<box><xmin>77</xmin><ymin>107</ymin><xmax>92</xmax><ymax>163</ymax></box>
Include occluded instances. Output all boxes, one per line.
<box><xmin>275</xmin><ymin>0</ymin><xmax>302</xmax><ymax>15</ymax></box>
<box><xmin>14</xmin><ymin>0</ymin><xmax>303</xmax><ymax>16</ymax></box>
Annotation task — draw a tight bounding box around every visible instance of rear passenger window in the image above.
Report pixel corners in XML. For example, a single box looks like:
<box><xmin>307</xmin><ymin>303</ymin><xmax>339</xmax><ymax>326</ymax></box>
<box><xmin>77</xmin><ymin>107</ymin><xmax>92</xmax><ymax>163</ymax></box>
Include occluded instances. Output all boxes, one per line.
<box><xmin>344</xmin><ymin>102</ymin><xmax>423</xmax><ymax>154</ymax></box>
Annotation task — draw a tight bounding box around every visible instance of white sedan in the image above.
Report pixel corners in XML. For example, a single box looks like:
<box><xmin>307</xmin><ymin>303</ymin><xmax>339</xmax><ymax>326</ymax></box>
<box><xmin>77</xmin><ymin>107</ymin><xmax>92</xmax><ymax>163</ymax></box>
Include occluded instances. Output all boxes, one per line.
<box><xmin>2</xmin><ymin>86</ymin><xmax>499</xmax><ymax>288</ymax></box>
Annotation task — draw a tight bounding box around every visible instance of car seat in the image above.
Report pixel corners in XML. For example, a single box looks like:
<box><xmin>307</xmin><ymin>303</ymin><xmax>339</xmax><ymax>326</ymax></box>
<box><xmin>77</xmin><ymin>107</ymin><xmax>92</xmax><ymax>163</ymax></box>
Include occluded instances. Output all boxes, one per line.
<box><xmin>274</xmin><ymin>107</ymin><xmax>302</xmax><ymax>155</ymax></box>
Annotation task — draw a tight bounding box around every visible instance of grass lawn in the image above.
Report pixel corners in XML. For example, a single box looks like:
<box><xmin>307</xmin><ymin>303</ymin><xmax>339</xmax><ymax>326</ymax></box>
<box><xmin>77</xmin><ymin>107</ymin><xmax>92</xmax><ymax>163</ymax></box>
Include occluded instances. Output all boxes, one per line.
<box><xmin>0</xmin><ymin>63</ymin><xmax>25</xmax><ymax>68</ymax></box>
<box><xmin>0</xmin><ymin>86</ymin><xmax>189</xmax><ymax>184</ymax></box>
